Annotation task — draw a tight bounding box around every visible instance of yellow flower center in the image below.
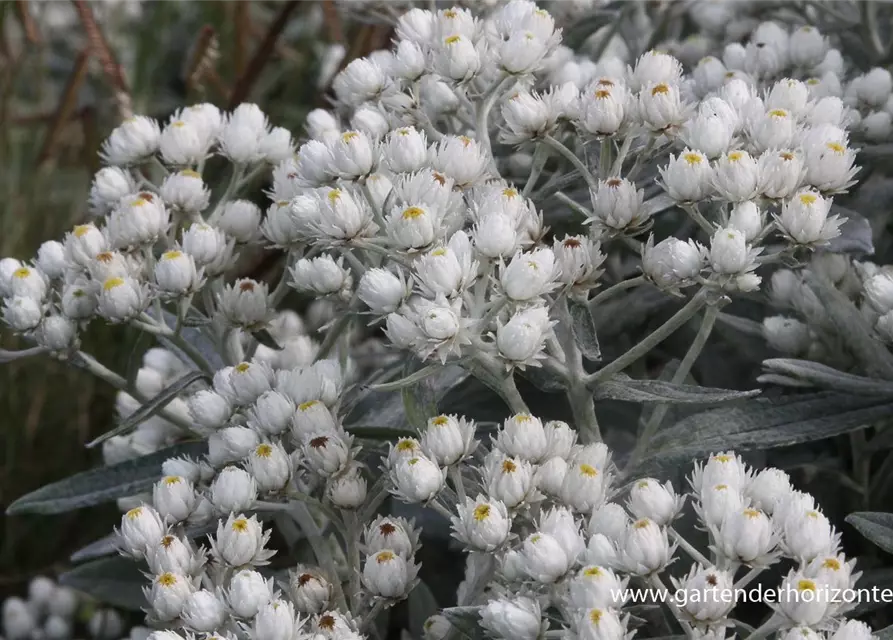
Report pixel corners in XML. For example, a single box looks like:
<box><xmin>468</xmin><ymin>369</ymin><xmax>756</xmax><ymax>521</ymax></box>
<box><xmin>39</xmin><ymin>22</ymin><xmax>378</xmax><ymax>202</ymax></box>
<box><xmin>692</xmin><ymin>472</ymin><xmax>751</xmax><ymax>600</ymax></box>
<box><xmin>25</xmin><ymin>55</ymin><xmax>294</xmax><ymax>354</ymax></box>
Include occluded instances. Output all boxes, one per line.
<box><xmin>503</xmin><ymin>188</ymin><xmax>518</xmax><ymax>199</ymax></box>
<box><xmin>825</xmin><ymin>142</ymin><xmax>846</xmax><ymax>154</ymax></box>
<box><xmin>162</xmin><ymin>250</ymin><xmax>182</xmax><ymax>260</ymax></box>
<box><xmin>73</xmin><ymin>224</ymin><xmax>92</xmax><ymax>238</ymax></box>
<box><xmin>769</xmin><ymin>109</ymin><xmax>788</xmax><ymax>118</ymax></box>
<box><xmin>298</xmin><ymin>400</ymin><xmax>319</xmax><ymax>411</ymax></box>
<box><xmin>396</xmin><ymin>439</ymin><xmax>418</xmax><ymax>452</ymax></box>
<box><xmin>255</xmin><ymin>444</ymin><xmax>273</xmax><ymax>458</ymax></box>
<box><xmin>797</xmin><ymin>579</ymin><xmax>817</xmax><ymax>592</ymax></box>
<box><xmin>172</xmin><ymin>120</ymin><xmax>187</xmax><ymax>128</ymax></box>
<box><xmin>327</xmin><ymin>189</ymin><xmax>342</xmax><ymax>204</ymax></box>
<box><xmin>432</xmin><ymin>415</ymin><xmax>450</xmax><ymax>426</ymax></box>
<box><xmin>579</xmin><ymin>464</ymin><xmax>598</xmax><ymax>477</ymax></box>
<box><xmin>634</xmin><ymin>519</ymin><xmax>650</xmax><ymax>529</ymax></box>
<box><xmin>473</xmin><ymin>504</ymin><xmax>491</xmax><ymax>521</ymax></box>
<box><xmin>583</xmin><ymin>566</ymin><xmax>604</xmax><ymax>577</ymax></box>
<box><xmin>637</xmin><ymin>481</ymin><xmax>650</xmax><ymax>488</ymax></box>
<box><xmin>163</xmin><ymin>476</ymin><xmax>181</xmax><ymax>485</ymax></box>
<box><xmin>713</xmin><ymin>454</ymin><xmax>732</xmax><ymax>463</ymax></box>
<box><xmin>590</xmin><ymin>609</ymin><xmax>604</xmax><ymax>624</ymax></box>
<box><xmin>799</xmin><ymin>193</ymin><xmax>818</xmax><ymax>205</ymax></box>
<box><xmin>232</xmin><ymin>518</ymin><xmax>249</xmax><ymax>532</ymax></box>
<box><xmin>126</xmin><ymin>507</ymin><xmax>143</xmax><ymax>519</ymax></box>
<box><xmin>683</xmin><ymin>152</ymin><xmax>703</xmax><ymax>165</ymax></box>
<box><xmin>341</xmin><ymin>131</ymin><xmax>358</xmax><ymax>142</ymax></box>
<box><xmin>501</xmin><ymin>460</ymin><xmax>517</xmax><ymax>473</ymax></box>
<box><xmin>595</xmin><ymin>89</ymin><xmax>611</xmax><ymax>99</ymax></box>
<box><xmin>103</xmin><ymin>277</ymin><xmax>124</xmax><ymax>291</ymax></box>
<box><xmin>445</xmin><ymin>35</ymin><xmax>462</xmax><ymax>45</ymax></box>
<box><xmin>402</xmin><ymin>206</ymin><xmax>425</xmax><ymax>220</ymax></box>
<box><xmin>728</xmin><ymin>151</ymin><xmax>743</xmax><ymax>162</ymax></box>
<box><xmin>376</xmin><ymin>550</ymin><xmax>396</xmax><ymax>563</ymax></box>
<box><xmin>235</xmin><ymin>362</ymin><xmax>251</xmax><ymax>373</ymax></box>
<box><xmin>651</xmin><ymin>83</ymin><xmax>670</xmax><ymax>96</ymax></box>
<box><xmin>743</xmin><ymin>508</ymin><xmax>761</xmax><ymax>519</ymax></box>
<box><xmin>158</xmin><ymin>573</ymin><xmax>178</xmax><ymax>587</ymax></box>
<box><xmin>715</xmin><ymin>483</ymin><xmax>729</xmax><ymax>491</ymax></box>
<box><xmin>12</xmin><ymin>267</ymin><xmax>31</xmax><ymax>279</ymax></box>
<box><xmin>161</xmin><ymin>535</ymin><xmax>175</xmax><ymax>548</ymax></box>
<box><xmin>822</xmin><ymin>558</ymin><xmax>841</xmax><ymax>571</ymax></box>
<box><xmin>180</xmin><ymin>169</ymin><xmax>201</xmax><ymax>178</ymax></box>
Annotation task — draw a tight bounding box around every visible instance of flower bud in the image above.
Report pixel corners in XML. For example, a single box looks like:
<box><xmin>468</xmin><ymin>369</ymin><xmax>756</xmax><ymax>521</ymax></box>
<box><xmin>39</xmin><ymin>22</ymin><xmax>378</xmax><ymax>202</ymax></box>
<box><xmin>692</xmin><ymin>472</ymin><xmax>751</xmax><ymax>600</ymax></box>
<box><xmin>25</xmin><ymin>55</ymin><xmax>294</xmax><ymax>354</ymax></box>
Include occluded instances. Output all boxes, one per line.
<box><xmin>188</xmin><ymin>390</ymin><xmax>233</xmax><ymax>431</ymax></box>
<box><xmin>484</xmin><ymin>454</ymin><xmax>536</xmax><ymax>509</ymax></box>
<box><xmin>589</xmin><ymin>178</ymin><xmax>645</xmax><ymax>230</ymax></box>
<box><xmin>639</xmin><ymin>82</ymin><xmax>687</xmax><ymax>132</ymax></box>
<box><xmin>218</xmin><ymin>200</ymin><xmax>262</xmax><ymax>243</ymax></box>
<box><xmin>182</xmin><ymin>223</ymin><xmax>234</xmax><ymax>276</ymax></box>
<box><xmin>777</xmin><ymin>571</ymin><xmax>830</xmax><ymax>625</ymax></box>
<box><xmin>289</xmin><ymin>568</ymin><xmax>332</xmax><ymax>614</ymax></box>
<box><xmin>495</xmin><ymin>414</ymin><xmax>548</xmax><ymax>463</ymax></box>
<box><xmin>160</xmin><ymin>170</ymin><xmax>211</xmax><ymax>212</ymax></box>
<box><xmin>390</xmin><ymin>454</ymin><xmax>445</xmax><ymax>503</ymax></box>
<box><xmin>420</xmin><ymin>414</ymin><xmax>476</xmax><ymax>466</ymax></box>
<box><xmin>208</xmin><ymin>426</ymin><xmax>260</xmax><ymax>466</ymax></box>
<box><xmin>357</xmin><ymin>268</ymin><xmax>407</xmax><ymax>315</ymax></box>
<box><xmin>97</xmin><ymin>276</ymin><xmax>148</xmax><ymax>322</ymax></box>
<box><xmin>763</xmin><ymin>316</ymin><xmax>811</xmax><ymax>355</ymax></box>
<box><xmin>362</xmin><ymin>550</ymin><xmax>416</xmax><ymax>599</ymax></box>
<box><xmin>521</xmin><ymin>531</ymin><xmax>571</xmax><ymax>582</ymax></box>
<box><xmin>147</xmin><ymin>534</ymin><xmax>204</xmax><ymax>576</ymax></box>
<box><xmin>3</xmin><ymin>296</ymin><xmax>43</xmax><ymax>332</ymax></box>
<box><xmin>227</xmin><ymin>569</ymin><xmax>274</xmax><ymax>619</ymax></box>
<box><xmin>153</xmin><ymin>475</ymin><xmax>197</xmax><ymax>523</ymax></box>
<box><xmin>290</xmin><ymin>255</ymin><xmax>352</xmax><ymax>297</ymax></box>
<box><xmin>709</xmin><ymin>227</ymin><xmax>751</xmax><ymax>274</ymax></box>
<box><xmin>303</xmin><ymin>432</ymin><xmax>351</xmax><ymax>477</ymax></box>
<box><xmin>64</xmin><ymin>223</ymin><xmax>108</xmax><ymax>269</ymax></box>
<box><xmin>116</xmin><ymin>504</ymin><xmax>167</xmax><ymax>559</ymax></box>
<box><xmin>181</xmin><ymin>589</ymin><xmax>225</xmax><ymax>632</ymax></box>
<box><xmin>155</xmin><ymin>250</ymin><xmax>202</xmax><ymax>296</ymax></box>
<box><xmin>480</xmin><ymin>597</ymin><xmax>542</xmax><ymax>640</ymax></box>
<box><xmin>568</xmin><ymin>566</ymin><xmax>627</xmax><ymax>610</ymax></box>
<box><xmin>101</xmin><ymin>116</ymin><xmax>161</xmax><ymax>165</ymax></box>
<box><xmin>620</xmin><ymin>518</ymin><xmax>673</xmax><ymax>575</ymax></box>
<box><xmin>677</xmin><ymin>565</ymin><xmax>736</xmax><ymax>623</ymax></box>
<box><xmin>252</xmin><ymin>599</ymin><xmax>297</xmax><ymax>640</ymax></box>
<box><xmin>659</xmin><ymin>149</ymin><xmax>713</xmax><ymax>202</ymax></box>
<box><xmin>327</xmin><ymin>463</ymin><xmax>367</xmax><ymax>509</ymax></box>
<box><xmin>628</xmin><ymin>478</ymin><xmax>682</xmax><ymax>526</ymax></box>
<box><xmin>210</xmin><ymin>466</ymin><xmax>258</xmax><ymax>514</ymax></box>
<box><xmin>501</xmin><ymin>248</ymin><xmax>557</xmax><ymax>301</ymax></box>
<box><xmin>219</xmin><ymin>279</ymin><xmax>270</xmax><ymax>329</ymax></box>
<box><xmin>107</xmin><ymin>193</ymin><xmax>169</xmax><ymax>249</ymax></box>
<box><xmin>759</xmin><ymin>149</ymin><xmax>805</xmax><ymax>199</ymax></box>
<box><xmin>89</xmin><ymin>166</ymin><xmax>138</xmax><ymax>216</ymax></box>
<box><xmin>779</xmin><ymin>190</ymin><xmax>841</xmax><ymax>246</ymax></box>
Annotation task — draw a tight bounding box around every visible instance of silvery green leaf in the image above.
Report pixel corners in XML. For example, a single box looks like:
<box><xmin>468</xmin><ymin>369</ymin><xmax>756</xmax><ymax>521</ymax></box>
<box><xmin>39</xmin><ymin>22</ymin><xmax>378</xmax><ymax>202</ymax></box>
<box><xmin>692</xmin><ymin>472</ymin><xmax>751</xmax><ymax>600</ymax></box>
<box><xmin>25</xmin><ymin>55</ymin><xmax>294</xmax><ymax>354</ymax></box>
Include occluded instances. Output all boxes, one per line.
<box><xmin>252</xmin><ymin>327</ymin><xmax>282</xmax><ymax>350</ymax></box>
<box><xmin>59</xmin><ymin>556</ymin><xmax>146</xmax><ymax>610</ymax></box>
<box><xmin>827</xmin><ymin>206</ymin><xmax>874</xmax><ymax>255</ymax></box>
<box><xmin>70</xmin><ymin>534</ymin><xmax>120</xmax><ymax>563</ymax></box>
<box><xmin>7</xmin><ymin>441</ymin><xmax>207</xmax><ymax>515</ymax></box>
<box><xmin>715</xmin><ymin>312</ymin><xmax>764</xmax><ymax>337</ymax></box>
<box><xmin>346</xmin><ymin>364</ymin><xmax>468</xmax><ymax>432</ymax></box>
<box><xmin>594</xmin><ymin>286</ymin><xmax>674</xmax><ymax>340</ymax></box>
<box><xmin>408</xmin><ymin>580</ymin><xmax>440</xmax><ymax>638</ymax></box>
<box><xmin>850</xmin><ymin>568</ymin><xmax>893</xmax><ymax>615</ymax></box>
<box><xmin>876</xmin><ymin>625</ymin><xmax>893</xmax><ymax>640</ymax></box>
<box><xmin>806</xmin><ymin>274</ymin><xmax>893</xmax><ymax>380</ymax></box>
<box><xmin>88</xmin><ymin>370</ymin><xmax>208</xmax><ymax>447</ymax></box>
<box><xmin>521</xmin><ymin>366</ymin><xmax>567</xmax><ymax>391</ymax></box>
<box><xmin>761</xmin><ymin>359</ymin><xmax>893</xmax><ymax>396</ymax></box>
<box><xmin>367</xmin><ymin>364</ymin><xmax>442</xmax><ymax>392</ymax></box>
<box><xmin>845</xmin><ymin>512</ymin><xmax>893</xmax><ymax>554</ymax></box>
<box><xmin>570</xmin><ymin>298</ymin><xmax>601</xmax><ymax>361</ymax></box>
<box><xmin>633</xmin><ymin>392</ymin><xmax>892</xmax><ymax>477</ymax></box>
<box><xmin>594</xmin><ymin>377</ymin><xmax>760</xmax><ymax>404</ymax></box>
<box><xmin>441</xmin><ymin>606</ymin><xmax>484</xmax><ymax>640</ymax></box>
<box><xmin>642</xmin><ymin>193</ymin><xmax>676</xmax><ymax>217</ymax></box>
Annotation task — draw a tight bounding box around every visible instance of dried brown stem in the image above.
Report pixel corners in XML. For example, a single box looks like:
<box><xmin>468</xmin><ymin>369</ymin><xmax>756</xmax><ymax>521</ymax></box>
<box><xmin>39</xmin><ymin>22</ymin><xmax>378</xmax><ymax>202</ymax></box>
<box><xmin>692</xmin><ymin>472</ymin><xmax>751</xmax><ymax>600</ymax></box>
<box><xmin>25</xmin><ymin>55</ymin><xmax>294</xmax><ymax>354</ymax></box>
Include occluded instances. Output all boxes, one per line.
<box><xmin>70</xmin><ymin>0</ymin><xmax>131</xmax><ymax>117</ymax></box>
<box><xmin>14</xmin><ymin>1</ymin><xmax>42</xmax><ymax>46</ymax></box>
<box><xmin>38</xmin><ymin>49</ymin><xmax>90</xmax><ymax>166</ymax></box>
<box><xmin>227</xmin><ymin>0</ymin><xmax>300</xmax><ymax>109</ymax></box>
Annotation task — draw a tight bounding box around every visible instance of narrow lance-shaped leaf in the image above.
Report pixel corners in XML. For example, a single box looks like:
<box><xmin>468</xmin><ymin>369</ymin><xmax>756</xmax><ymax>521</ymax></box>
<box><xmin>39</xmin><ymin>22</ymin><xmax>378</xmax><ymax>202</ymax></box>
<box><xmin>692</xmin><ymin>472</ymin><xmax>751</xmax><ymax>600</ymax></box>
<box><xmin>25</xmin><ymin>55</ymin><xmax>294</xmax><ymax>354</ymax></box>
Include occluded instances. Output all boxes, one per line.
<box><xmin>7</xmin><ymin>441</ymin><xmax>207</xmax><ymax>515</ymax></box>
<box><xmin>845</xmin><ymin>512</ymin><xmax>893</xmax><ymax>555</ymax></box>
<box><xmin>88</xmin><ymin>370</ymin><xmax>208</xmax><ymax>448</ymax></box>
<box><xmin>59</xmin><ymin>556</ymin><xmax>146</xmax><ymax>610</ymax></box>
<box><xmin>441</xmin><ymin>606</ymin><xmax>484</xmax><ymax>640</ymax></box>
<box><xmin>761</xmin><ymin>359</ymin><xmax>893</xmax><ymax>396</ymax></box>
<box><xmin>594</xmin><ymin>377</ymin><xmax>760</xmax><ymax>404</ymax></box>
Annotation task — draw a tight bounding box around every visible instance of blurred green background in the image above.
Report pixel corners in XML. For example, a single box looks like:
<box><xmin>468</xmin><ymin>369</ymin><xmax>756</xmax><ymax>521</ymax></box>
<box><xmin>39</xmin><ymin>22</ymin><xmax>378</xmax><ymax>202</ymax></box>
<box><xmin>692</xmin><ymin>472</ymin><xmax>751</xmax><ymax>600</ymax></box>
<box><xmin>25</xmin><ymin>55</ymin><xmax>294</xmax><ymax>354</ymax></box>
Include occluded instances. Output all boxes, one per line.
<box><xmin>0</xmin><ymin>0</ymin><xmax>390</xmax><ymax>598</ymax></box>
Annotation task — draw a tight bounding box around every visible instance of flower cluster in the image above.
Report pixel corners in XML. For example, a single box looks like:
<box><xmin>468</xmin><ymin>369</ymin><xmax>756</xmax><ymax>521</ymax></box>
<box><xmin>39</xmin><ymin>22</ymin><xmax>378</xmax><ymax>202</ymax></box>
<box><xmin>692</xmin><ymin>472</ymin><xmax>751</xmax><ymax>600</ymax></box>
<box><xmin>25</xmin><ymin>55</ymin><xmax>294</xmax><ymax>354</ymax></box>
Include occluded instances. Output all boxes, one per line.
<box><xmin>1</xmin><ymin>575</ymin><xmax>127</xmax><ymax>640</ymax></box>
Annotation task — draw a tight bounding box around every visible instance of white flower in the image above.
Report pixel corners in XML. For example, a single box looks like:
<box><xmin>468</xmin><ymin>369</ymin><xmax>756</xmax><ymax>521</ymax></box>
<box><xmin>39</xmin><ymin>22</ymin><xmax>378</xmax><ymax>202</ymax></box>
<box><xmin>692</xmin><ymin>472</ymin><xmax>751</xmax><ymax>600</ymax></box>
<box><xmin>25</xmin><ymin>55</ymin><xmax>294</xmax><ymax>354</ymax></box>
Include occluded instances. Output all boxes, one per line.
<box><xmin>147</xmin><ymin>534</ymin><xmax>204</xmax><ymax>576</ymax></box>
<box><xmin>207</xmin><ymin>426</ymin><xmax>259</xmax><ymax>467</ymax></box>
<box><xmin>856</xmin><ymin>67</ymin><xmax>892</xmax><ymax>107</ymax></box>
<box><xmin>327</xmin><ymin>463</ymin><xmax>367</xmax><ymax>509</ymax></box>
<box><xmin>496</xmin><ymin>306</ymin><xmax>553</xmax><ymax>368</ymax></box>
<box><xmin>709</xmin><ymin>227</ymin><xmax>758</xmax><ymax>275</ymax></box>
<box><xmin>712</xmin><ymin>151</ymin><xmax>760</xmax><ymax>202</ymax></box>
<box><xmin>219</xmin><ymin>103</ymin><xmax>270</xmax><ymax>164</ymax></box>
<box><xmin>749</xmin><ymin>108</ymin><xmax>798</xmax><ymax>153</ymax></box>
<box><xmin>36</xmin><ymin>315</ymin><xmax>78</xmax><ymax>351</ymax></box>
<box><xmin>302</xmin><ymin>432</ymin><xmax>351</xmax><ymax>477</ymax></box>
<box><xmin>520</xmin><ymin>531</ymin><xmax>571</xmax><ymax>582</ymax></box>
<box><xmin>501</xmin><ymin>248</ymin><xmax>558</xmax><ymax>301</ymax></box>
<box><xmin>500</xmin><ymin>91</ymin><xmax>555</xmax><ymax>143</ymax></box>
<box><xmin>579</xmin><ymin>81</ymin><xmax>629</xmax><ymax>136</ymax></box>
<box><xmin>261</xmin><ymin>126</ymin><xmax>294</xmax><ymax>163</ymax></box>
<box><xmin>116</xmin><ymin>504</ymin><xmax>165</xmax><ymax>558</ymax></box>
<box><xmin>333</xmin><ymin>57</ymin><xmax>391</xmax><ymax>106</ymax></box>
<box><xmin>154</xmin><ymin>250</ymin><xmax>203</xmax><ymax>296</ymax></box>
<box><xmin>384</xmin><ymin>127</ymin><xmax>429</xmax><ymax>174</ymax></box>
<box><xmin>639</xmin><ymin>82</ymin><xmax>687</xmax><ymax>132</ymax></box>
<box><xmin>159</xmin><ymin>170</ymin><xmax>210</xmax><ymax>213</ymax></box>
<box><xmin>574</xmin><ymin>607</ymin><xmax>627</xmax><ymax>640</ymax></box>
<box><xmin>433</xmin><ymin>34</ymin><xmax>481</xmax><ymax>83</ymax></box>
<box><xmin>101</xmin><ymin>116</ymin><xmax>161</xmax><ymax>165</ymax></box>
<box><xmin>560</xmin><ymin>462</ymin><xmax>610</xmax><ymax>514</ymax></box>
<box><xmin>153</xmin><ymin>475</ymin><xmax>196</xmax><ymax>524</ymax></box>
<box><xmin>777</xmin><ymin>190</ymin><xmax>843</xmax><ymax>246</ymax></box>
<box><xmin>495</xmin><ymin>413</ymin><xmax>548</xmax><ymax>462</ymax></box>
<box><xmin>642</xmin><ymin>236</ymin><xmax>704</xmax><ymax>290</ymax></box>
<box><xmin>829</xmin><ymin>620</ymin><xmax>873</xmax><ymax>640</ymax></box>
<box><xmin>364</xmin><ymin>516</ymin><xmax>416</xmax><ymax>558</ymax></box>
<box><xmin>431</xmin><ymin>136</ymin><xmax>490</xmax><ymax>188</ymax></box>
<box><xmin>362</xmin><ymin>549</ymin><xmax>418</xmax><ymax>599</ymax></box>
<box><xmin>745</xmin><ymin>467</ymin><xmax>792</xmax><ymax>515</ymax></box>
<box><xmin>540</xmin><ymin>505</ymin><xmax>586</xmax><ymax>564</ymax></box>
<box><xmin>716</xmin><ymin>507</ymin><xmax>777</xmax><ymax>565</ymax></box>
<box><xmin>289</xmin><ymin>568</ymin><xmax>332</xmax><ymax>614</ymax></box>
<box><xmin>589</xmin><ymin>178</ymin><xmax>645</xmax><ymax>230</ymax></box>
<box><xmin>160</xmin><ymin>120</ymin><xmax>207</xmax><ymax>166</ymax></box>
<box><xmin>620</xmin><ymin>518</ymin><xmax>673</xmax><ymax>575</ymax></box>
<box><xmin>728</xmin><ymin>201</ymin><xmax>764</xmax><ymax>242</ymax></box>
<box><xmin>290</xmin><ymin>255</ymin><xmax>352</xmax><ymax>297</ymax></box>
<box><xmin>627</xmin><ymin>478</ymin><xmax>683</xmax><ymax>526</ymax></box>
<box><xmin>777</xmin><ymin>571</ymin><xmax>832</xmax><ymax>626</ymax></box>
<box><xmin>314</xmin><ymin>187</ymin><xmax>377</xmax><ymax>241</ymax></box>
<box><xmin>631</xmin><ymin>50</ymin><xmax>683</xmax><ymax>91</ymax></box>
<box><xmin>805</xmin><ymin>140</ymin><xmax>859</xmax><ymax>193</ymax></box>
<box><xmin>227</xmin><ymin>569</ymin><xmax>274</xmax><ymax>619</ymax></box>
<box><xmin>89</xmin><ymin>167</ymin><xmax>138</xmax><ymax>217</ymax></box>
<box><xmin>181</xmin><ymin>223</ymin><xmax>234</xmax><ymax>276</ymax></box>
<box><xmin>484</xmin><ymin>452</ymin><xmax>536</xmax><ymax>508</ymax></box>
<box><xmin>146</xmin><ymin>572</ymin><xmax>194</xmax><ymax>621</ymax></box>
<box><xmin>758</xmin><ymin>149</ymin><xmax>806</xmax><ymax>199</ymax></box>
<box><xmin>567</xmin><ymin>565</ymin><xmax>628</xmax><ymax>610</ymax></box>
<box><xmin>187</xmin><ymin>390</ymin><xmax>232</xmax><ymax>431</ymax></box>
<box><xmin>393</xmin><ymin>40</ymin><xmax>426</xmax><ymax>81</ymax></box>
<box><xmin>659</xmin><ymin>149</ymin><xmax>713</xmax><ymax>202</ymax></box>
<box><xmin>790</xmin><ymin>26</ymin><xmax>827</xmax><ymax>68</ymax></box>
<box><xmin>2</xmin><ymin>296</ymin><xmax>41</xmax><ymax>332</ymax></box>
<box><xmin>451</xmin><ymin>495</ymin><xmax>511</xmax><ymax>551</ymax></box>
<box><xmin>480</xmin><ymin>597</ymin><xmax>542</xmax><ymax>640</ymax></box>
<box><xmin>107</xmin><ymin>192</ymin><xmax>169</xmax><ymax>249</ymax></box>
<box><xmin>63</xmin><ymin>223</ymin><xmax>108</xmax><ymax>269</ymax></box>
<box><xmin>218</xmin><ymin>199</ymin><xmax>262</xmax><ymax>243</ymax></box>
<box><xmin>358</xmin><ymin>268</ymin><xmax>408</xmax><ymax>315</ymax></box>
<box><xmin>252</xmin><ymin>599</ymin><xmax>297</xmax><ymax>640</ymax></box>
<box><xmin>209</xmin><ymin>467</ymin><xmax>258</xmax><ymax>514</ymax></box>
<box><xmin>97</xmin><ymin>276</ymin><xmax>148</xmax><ymax>322</ymax></box>
<box><xmin>247</xmin><ymin>442</ymin><xmax>291</xmax><ymax>492</ymax></box>
<box><xmin>330</xmin><ymin>130</ymin><xmax>376</xmax><ymax>180</ymax></box>
<box><xmin>676</xmin><ymin>565</ymin><xmax>736</xmax><ymax>624</ymax></box>
<box><xmin>211</xmin><ymin>513</ymin><xmax>273</xmax><ymax>567</ymax></box>
<box><xmin>218</xmin><ymin>279</ymin><xmax>270</xmax><ymax>329</ymax></box>
<box><xmin>290</xmin><ymin>399</ymin><xmax>338</xmax><ymax>441</ymax></box>
<box><xmin>779</xmin><ymin>504</ymin><xmax>838</xmax><ymax>563</ymax></box>
<box><xmin>180</xmin><ymin>589</ymin><xmax>225</xmax><ymax>632</ymax></box>
<box><xmin>421</xmin><ymin>414</ymin><xmax>476</xmax><ymax>466</ymax></box>
<box><xmin>682</xmin><ymin>112</ymin><xmax>734</xmax><ymax>159</ymax></box>
<box><xmin>389</xmin><ymin>454</ymin><xmax>445</xmax><ymax>503</ymax></box>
